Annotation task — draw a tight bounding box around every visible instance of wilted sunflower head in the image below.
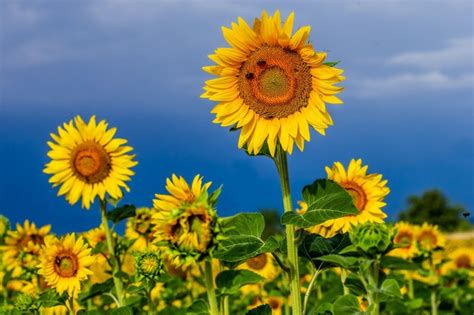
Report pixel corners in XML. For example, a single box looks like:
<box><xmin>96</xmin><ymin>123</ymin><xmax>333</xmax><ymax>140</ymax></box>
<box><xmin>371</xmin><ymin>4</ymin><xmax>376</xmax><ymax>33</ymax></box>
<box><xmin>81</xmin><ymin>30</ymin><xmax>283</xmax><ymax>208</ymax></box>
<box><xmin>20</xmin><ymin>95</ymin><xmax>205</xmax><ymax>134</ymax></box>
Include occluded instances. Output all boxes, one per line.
<box><xmin>389</xmin><ymin>222</ymin><xmax>419</xmax><ymax>259</ymax></box>
<box><xmin>44</xmin><ymin>115</ymin><xmax>137</xmax><ymax>209</ymax></box>
<box><xmin>152</xmin><ymin>174</ymin><xmax>219</xmax><ymax>266</ymax></box>
<box><xmin>416</xmin><ymin>223</ymin><xmax>445</xmax><ymax>252</ymax></box>
<box><xmin>299</xmin><ymin>159</ymin><xmax>389</xmax><ymax>238</ymax></box>
<box><xmin>38</xmin><ymin>234</ymin><xmax>95</xmax><ymax>297</ymax></box>
<box><xmin>202</xmin><ymin>10</ymin><xmax>345</xmax><ymax>156</ymax></box>
<box><xmin>125</xmin><ymin>207</ymin><xmax>157</xmax><ymax>251</ymax></box>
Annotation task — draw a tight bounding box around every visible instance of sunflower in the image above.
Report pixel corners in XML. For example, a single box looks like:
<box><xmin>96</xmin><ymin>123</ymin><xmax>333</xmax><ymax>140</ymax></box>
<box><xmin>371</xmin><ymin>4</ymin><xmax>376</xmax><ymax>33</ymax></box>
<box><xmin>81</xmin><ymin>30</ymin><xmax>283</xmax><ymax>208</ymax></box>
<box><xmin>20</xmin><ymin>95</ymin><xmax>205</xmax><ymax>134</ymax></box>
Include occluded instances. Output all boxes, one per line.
<box><xmin>239</xmin><ymin>253</ymin><xmax>278</xmax><ymax>281</ymax></box>
<box><xmin>389</xmin><ymin>222</ymin><xmax>419</xmax><ymax>259</ymax></box>
<box><xmin>2</xmin><ymin>220</ymin><xmax>51</xmax><ymax>277</ymax></box>
<box><xmin>152</xmin><ymin>174</ymin><xmax>217</xmax><ymax>267</ymax></box>
<box><xmin>300</xmin><ymin>159</ymin><xmax>389</xmax><ymax>237</ymax></box>
<box><xmin>265</xmin><ymin>296</ymin><xmax>285</xmax><ymax>315</ymax></box>
<box><xmin>83</xmin><ymin>223</ymin><xmax>108</xmax><ymax>248</ymax></box>
<box><xmin>125</xmin><ymin>207</ymin><xmax>157</xmax><ymax>251</ymax></box>
<box><xmin>443</xmin><ymin>248</ymin><xmax>474</xmax><ymax>273</ymax></box>
<box><xmin>44</xmin><ymin>115</ymin><xmax>137</xmax><ymax>209</ymax></box>
<box><xmin>38</xmin><ymin>234</ymin><xmax>95</xmax><ymax>296</ymax></box>
<box><xmin>202</xmin><ymin>10</ymin><xmax>345</xmax><ymax>156</ymax></box>
<box><xmin>416</xmin><ymin>223</ymin><xmax>445</xmax><ymax>251</ymax></box>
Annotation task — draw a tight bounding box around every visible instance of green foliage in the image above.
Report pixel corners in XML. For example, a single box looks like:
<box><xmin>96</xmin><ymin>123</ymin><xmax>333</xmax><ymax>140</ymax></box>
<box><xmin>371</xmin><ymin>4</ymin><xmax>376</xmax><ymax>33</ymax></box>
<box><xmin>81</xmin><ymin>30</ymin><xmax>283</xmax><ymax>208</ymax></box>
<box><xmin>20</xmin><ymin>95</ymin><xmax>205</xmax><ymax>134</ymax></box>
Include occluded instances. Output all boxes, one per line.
<box><xmin>187</xmin><ymin>300</ymin><xmax>209</xmax><ymax>315</ymax></box>
<box><xmin>281</xmin><ymin>179</ymin><xmax>358</xmax><ymax>227</ymax></box>
<box><xmin>259</xmin><ymin>209</ymin><xmax>284</xmax><ymax>240</ymax></box>
<box><xmin>107</xmin><ymin>204</ymin><xmax>136</xmax><ymax>224</ymax></box>
<box><xmin>299</xmin><ymin>232</ymin><xmax>353</xmax><ymax>269</ymax></box>
<box><xmin>216</xmin><ymin>270</ymin><xmax>264</xmax><ymax>295</ymax></box>
<box><xmin>78</xmin><ymin>279</ymin><xmax>114</xmax><ymax>302</ymax></box>
<box><xmin>246</xmin><ymin>304</ymin><xmax>272</xmax><ymax>315</ymax></box>
<box><xmin>333</xmin><ymin>294</ymin><xmax>362</xmax><ymax>315</ymax></box>
<box><xmin>398</xmin><ymin>189</ymin><xmax>471</xmax><ymax>232</ymax></box>
<box><xmin>214</xmin><ymin>213</ymin><xmax>279</xmax><ymax>262</ymax></box>
<box><xmin>349</xmin><ymin>222</ymin><xmax>392</xmax><ymax>256</ymax></box>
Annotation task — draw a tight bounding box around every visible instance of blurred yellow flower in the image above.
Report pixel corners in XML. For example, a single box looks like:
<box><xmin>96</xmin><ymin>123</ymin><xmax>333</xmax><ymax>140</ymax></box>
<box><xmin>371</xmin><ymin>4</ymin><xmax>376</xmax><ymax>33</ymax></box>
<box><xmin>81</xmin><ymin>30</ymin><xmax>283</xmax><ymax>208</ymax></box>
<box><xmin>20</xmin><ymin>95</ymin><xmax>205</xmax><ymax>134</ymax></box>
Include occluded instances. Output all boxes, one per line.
<box><xmin>390</xmin><ymin>222</ymin><xmax>419</xmax><ymax>259</ymax></box>
<box><xmin>301</xmin><ymin>159</ymin><xmax>389</xmax><ymax>237</ymax></box>
<box><xmin>125</xmin><ymin>207</ymin><xmax>157</xmax><ymax>251</ymax></box>
<box><xmin>239</xmin><ymin>253</ymin><xmax>279</xmax><ymax>281</ymax></box>
<box><xmin>44</xmin><ymin>115</ymin><xmax>137</xmax><ymax>209</ymax></box>
<box><xmin>416</xmin><ymin>223</ymin><xmax>445</xmax><ymax>251</ymax></box>
<box><xmin>202</xmin><ymin>10</ymin><xmax>344</xmax><ymax>155</ymax></box>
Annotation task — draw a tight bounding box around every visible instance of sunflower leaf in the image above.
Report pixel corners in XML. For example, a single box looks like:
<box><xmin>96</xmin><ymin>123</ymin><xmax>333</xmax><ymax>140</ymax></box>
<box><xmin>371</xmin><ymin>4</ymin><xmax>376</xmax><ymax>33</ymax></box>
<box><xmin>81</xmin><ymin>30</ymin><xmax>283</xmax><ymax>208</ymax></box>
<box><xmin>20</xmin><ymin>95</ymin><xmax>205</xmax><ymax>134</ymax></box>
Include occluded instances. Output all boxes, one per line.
<box><xmin>246</xmin><ymin>304</ymin><xmax>272</xmax><ymax>315</ymax></box>
<box><xmin>299</xmin><ymin>232</ymin><xmax>353</xmax><ymax>269</ymax></box>
<box><xmin>106</xmin><ymin>204</ymin><xmax>136</xmax><ymax>224</ymax></box>
<box><xmin>216</xmin><ymin>270</ymin><xmax>264</xmax><ymax>295</ymax></box>
<box><xmin>214</xmin><ymin>213</ymin><xmax>278</xmax><ymax>262</ymax></box>
<box><xmin>281</xmin><ymin>179</ymin><xmax>358</xmax><ymax>227</ymax></box>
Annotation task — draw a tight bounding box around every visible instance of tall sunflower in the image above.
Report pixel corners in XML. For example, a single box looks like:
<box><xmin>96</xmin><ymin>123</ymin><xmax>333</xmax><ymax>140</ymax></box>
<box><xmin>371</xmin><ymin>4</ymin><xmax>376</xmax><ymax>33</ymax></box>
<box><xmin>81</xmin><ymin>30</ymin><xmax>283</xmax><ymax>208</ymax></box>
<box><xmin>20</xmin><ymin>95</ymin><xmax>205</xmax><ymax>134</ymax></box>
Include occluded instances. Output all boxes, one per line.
<box><xmin>300</xmin><ymin>159</ymin><xmax>389</xmax><ymax>237</ymax></box>
<box><xmin>389</xmin><ymin>222</ymin><xmax>419</xmax><ymax>259</ymax></box>
<box><xmin>152</xmin><ymin>174</ymin><xmax>217</xmax><ymax>267</ymax></box>
<box><xmin>44</xmin><ymin>115</ymin><xmax>137</xmax><ymax>209</ymax></box>
<box><xmin>202</xmin><ymin>10</ymin><xmax>345</xmax><ymax>156</ymax></box>
<box><xmin>416</xmin><ymin>223</ymin><xmax>445</xmax><ymax>252</ymax></box>
<box><xmin>2</xmin><ymin>220</ymin><xmax>51</xmax><ymax>277</ymax></box>
<box><xmin>38</xmin><ymin>234</ymin><xmax>95</xmax><ymax>296</ymax></box>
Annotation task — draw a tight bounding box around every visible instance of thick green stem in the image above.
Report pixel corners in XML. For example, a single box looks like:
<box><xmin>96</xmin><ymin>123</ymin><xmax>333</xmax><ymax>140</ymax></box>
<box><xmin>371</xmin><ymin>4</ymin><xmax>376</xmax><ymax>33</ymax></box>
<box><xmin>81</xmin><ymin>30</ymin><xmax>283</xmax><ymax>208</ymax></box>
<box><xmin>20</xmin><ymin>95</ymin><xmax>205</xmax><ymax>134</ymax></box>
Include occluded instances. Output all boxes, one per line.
<box><xmin>274</xmin><ymin>147</ymin><xmax>302</xmax><ymax>315</ymax></box>
<box><xmin>368</xmin><ymin>260</ymin><xmax>380</xmax><ymax>315</ymax></box>
<box><xmin>204</xmin><ymin>260</ymin><xmax>219</xmax><ymax>315</ymax></box>
<box><xmin>222</xmin><ymin>296</ymin><xmax>229</xmax><ymax>315</ymax></box>
<box><xmin>407</xmin><ymin>277</ymin><xmax>414</xmax><ymax>299</ymax></box>
<box><xmin>100</xmin><ymin>199</ymin><xmax>125</xmax><ymax>306</ymax></box>
<box><xmin>341</xmin><ymin>269</ymin><xmax>349</xmax><ymax>295</ymax></box>
<box><xmin>431</xmin><ymin>290</ymin><xmax>438</xmax><ymax>315</ymax></box>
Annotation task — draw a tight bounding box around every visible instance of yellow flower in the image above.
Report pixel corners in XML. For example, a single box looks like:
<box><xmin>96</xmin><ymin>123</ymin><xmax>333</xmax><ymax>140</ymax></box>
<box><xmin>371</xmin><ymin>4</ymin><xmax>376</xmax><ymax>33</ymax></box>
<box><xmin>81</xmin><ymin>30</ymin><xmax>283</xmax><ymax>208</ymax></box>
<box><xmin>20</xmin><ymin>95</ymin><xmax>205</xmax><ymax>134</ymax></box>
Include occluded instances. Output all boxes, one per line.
<box><xmin>416</xmin><ymin>223</ymin><xmax>445</xmax><ymax>251</ymax></box>
<box><xmin>152</xmin><ymin>174</ymin><xmax>217</xmax><ymax>266</ymax></box>
<box><xmin>44</xmin><ymin>115</ymin><xmax>137</xmax><ymax>209</ymax></box>
<box><xmin>301</xmin><ymin>159</ymin><xmax>389</xmax><ymax>237</ymax></box>
<box><xmin>238</xmin><ymin>253</ymin><xmax>278</xmax><ymax>281</ymax></box>
<box><xmin>38</xmin><ymin>234</ymin><xmax>95</xmax><ymax>296</ymax></box>
<box><xmin>82</xmin><ymin>223</ymin><xmax>107</xmax><ymax>248</ymax></box>
<box><xmin>202</xmin><ymin>10</ymin><xmax>345</xmax><ymax>156</ymax></box>
<box><xmin>2</xmin><ymin>220</ymin><xmax>51</xmax><ymax>277</ymax></box>
<box><xmin>125</xmin><ymin>207</ymin><xmax>157</xmax><ymax>251</ymax></box>
<box><xmin>442</xmin><ymin>247</ymin><xmax>474</xmax><ymax>274</ymax></box>
<box><xmin>265</xmin><ymin>296</ymin><xmax>284</xmax><ymax>315</ymax></box>
<box><xmin>390</xmin><ymin>222</ymin><xmax>419</xmax><ymax>259</ymax></box>
<box><xmin>88</xmin><ymin>253</ymin><xmax>111</xmax><ymax>284</ymax></box>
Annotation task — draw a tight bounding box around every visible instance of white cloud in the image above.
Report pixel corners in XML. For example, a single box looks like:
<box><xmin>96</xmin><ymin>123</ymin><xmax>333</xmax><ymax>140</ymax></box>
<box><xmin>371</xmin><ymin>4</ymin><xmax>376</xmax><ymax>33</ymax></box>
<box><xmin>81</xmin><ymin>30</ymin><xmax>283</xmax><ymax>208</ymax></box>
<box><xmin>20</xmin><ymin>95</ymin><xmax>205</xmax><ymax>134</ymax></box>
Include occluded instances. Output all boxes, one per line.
<box><xmin>351</xmin><ymin>71</ymin><xmax>473</xmax><ymax>98</ymax></box>
<box><xmin>388</xmin><ymin>37</ymin><xmax>473</xmax><ymax>70</ymax></box>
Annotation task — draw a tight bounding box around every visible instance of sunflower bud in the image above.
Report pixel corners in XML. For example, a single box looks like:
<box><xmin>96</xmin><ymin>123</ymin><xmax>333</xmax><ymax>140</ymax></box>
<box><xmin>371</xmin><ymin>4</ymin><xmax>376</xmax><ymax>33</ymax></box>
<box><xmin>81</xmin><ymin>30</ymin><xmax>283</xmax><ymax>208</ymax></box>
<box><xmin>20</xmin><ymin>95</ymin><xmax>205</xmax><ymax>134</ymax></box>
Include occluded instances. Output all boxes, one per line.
<box><xmin>350</xmin><ymin>222</ymin><xmax>391</xmax><ymax>256</ymax></box>
<box><xmin>14</xmin><ymin>293</ymin><xmax>34</xmax><ymax>312</ymax></box>
<box><xmin>135</xmin><ymin>252</ymin><xmax>164</xmax><ymax>280</ymax></box>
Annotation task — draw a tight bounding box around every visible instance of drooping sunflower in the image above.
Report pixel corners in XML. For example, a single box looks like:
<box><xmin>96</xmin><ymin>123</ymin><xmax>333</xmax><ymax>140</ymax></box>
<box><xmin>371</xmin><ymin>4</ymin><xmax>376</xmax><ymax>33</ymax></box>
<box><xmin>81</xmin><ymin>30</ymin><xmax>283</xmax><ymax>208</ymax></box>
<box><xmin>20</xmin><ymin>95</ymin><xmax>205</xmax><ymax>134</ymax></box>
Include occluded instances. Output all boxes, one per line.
<box><xmin>202</xmin><ymin>10</ymin><xmax>345</xmax><ymax>156</ymax></box>
<box><xmin>300</xmin><ymin>159</ymin><xmax>389</xmax><ymax>237</ymax></box>
<box><xmin>416</xmin><ymin>223</ymin><xmax>445</xmax><ymax>251</ymax></box>
<box><xmin>125</xmin><ymin>207</ymin><xmax>157</xmax><ymax>251</ymax></box>
<box><xmin>152</xmin><ymin>174</ymin><xmax>218</xmax><ymax>267</ymax></box>
<box><xmin>44</xmin><ymin>115</ymin><xmax>137</xmax><ymax>209</ymax></box>
<box><xmin>239</xmin><ymin>253</ymin><xmax>278</xmax><ymax>281</ymax></box>
<box><xmin>2</xmin><ymin>220</ymin><xmax>51</xmax><ymax>277</ymax></box>
<box><xmin>389</xmin><ymin>222</ymin><xmax>419</xmax><ymax>259</ymax></box>
<box><xmin>38</xmin><ymin>234</ymin><xmax>95</xmax><ymax>296</ymax></box>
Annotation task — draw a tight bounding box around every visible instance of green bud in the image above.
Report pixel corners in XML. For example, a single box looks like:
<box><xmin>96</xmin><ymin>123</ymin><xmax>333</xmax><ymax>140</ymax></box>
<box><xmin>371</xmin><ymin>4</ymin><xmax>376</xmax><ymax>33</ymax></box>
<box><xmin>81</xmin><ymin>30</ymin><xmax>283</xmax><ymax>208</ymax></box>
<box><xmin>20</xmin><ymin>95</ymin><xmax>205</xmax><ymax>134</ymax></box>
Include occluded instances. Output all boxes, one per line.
<box><xmin>14</xmin><ymin>293</ymin><xmax>34</xmax><ymax>311</ymax></box>
<box><xmin>350</xmin><ymin>222</ymin><xmax>391</xmax><ymax>256</ymax></box>
<box><xmin>134</xmin><ymin>252</ymin><xmax>164</xmax><ymax>280</ymax></box>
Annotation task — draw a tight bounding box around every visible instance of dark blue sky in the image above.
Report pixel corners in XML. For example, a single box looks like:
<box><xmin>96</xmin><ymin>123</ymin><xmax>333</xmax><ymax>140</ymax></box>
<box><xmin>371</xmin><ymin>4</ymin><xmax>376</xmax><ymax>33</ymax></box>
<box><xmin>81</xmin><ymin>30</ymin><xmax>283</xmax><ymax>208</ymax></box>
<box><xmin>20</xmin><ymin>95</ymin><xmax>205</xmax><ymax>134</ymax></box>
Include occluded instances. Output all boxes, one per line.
<box><xmin>1</xmin><ymin>1</ymin><xmax>473</xmax><ymax>234</ymax></box>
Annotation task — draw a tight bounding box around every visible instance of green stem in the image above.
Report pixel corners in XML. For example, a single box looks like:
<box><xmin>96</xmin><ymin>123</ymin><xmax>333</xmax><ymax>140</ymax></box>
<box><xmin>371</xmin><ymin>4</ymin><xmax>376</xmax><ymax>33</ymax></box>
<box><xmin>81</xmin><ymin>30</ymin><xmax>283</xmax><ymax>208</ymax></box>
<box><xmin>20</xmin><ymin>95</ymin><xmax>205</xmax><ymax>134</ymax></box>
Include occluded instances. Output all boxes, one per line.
<box><xmin>431</xmin><ymin>290</ymin><xmax>438</xmax><ymax>315</ymax></box>
<box><xmin>100</xmin><ymin>199</ymin><xmax>125</xmax><ymax>306</ymax></box>
<box><xmin>222</xmin><ymin>296</ymin><xmax>229</xmax><ymax>315</ymax></box>
<box><xmin>368</xmin><ymin>259</ymin><xmax>380</xmax><ymax>315</ymax></box>
<box><xmin>341</xmin><ymin>269</ymin><xmax>349</xmax><ymax>295</ymax></box>
<box><xmin>407</xmin><ymin>277</ymin><xmax>414</xmax><ymax>299</ymax></box>
<box><xmin>274</xmin><ymin>146</ymin><xmax>302</xmax><ymax>315</ymax></box>
<box><xmin>204</xmin><ymin>260</ymin><xmax>219</xmax><ymax>315</ymax></box>
<box><xmin>303</xmin><ymin>269</ymin><xmax>320</xmax><ymax>315</ymax></box>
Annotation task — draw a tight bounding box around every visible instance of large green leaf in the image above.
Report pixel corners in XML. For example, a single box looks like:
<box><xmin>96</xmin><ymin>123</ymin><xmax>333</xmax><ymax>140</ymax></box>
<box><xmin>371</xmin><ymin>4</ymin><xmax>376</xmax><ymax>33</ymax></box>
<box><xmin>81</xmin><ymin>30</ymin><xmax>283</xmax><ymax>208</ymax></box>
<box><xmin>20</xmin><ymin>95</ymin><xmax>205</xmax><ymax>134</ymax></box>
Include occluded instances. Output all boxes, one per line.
<box><xmin>299</xmin><ymin>233</ymin><xmax>353</xmax><ymax>269</ymax></box>
<box><xmin>246</xmin><ymin>304</ymin><xmax>272</xmax><ymax>315</ymax></box>
<box><xmin>380</xmin><ymin>256</ymin><xmax>418</xmax><ymax>270</ymax></box>
<box><xmin>316</xmin><ymin>254</ymin><xmax>358</xmax><ymax>269</ymax></box>
<box><xmin>78</xmin><ymin>279</ymin><xmax>114</xmax><ymax>302</ymax></box>
<box><xmin>281</xmin><ymin>179</ymin><xmax>358</xmax><ymax>227</ymax></box>
<box><xmin>333</xmin><ymin>294</ymin><xmax>363</xmax><ymax>315</ymax></box>
<box><xmin>186</xmin><ymin>300</ymin><xmax>209</xmax><ymax>315</ymax></box>
<box><xmin>107</xmin><ymin>204</ymin><xmax>136</xmax><ymax>224</ymax></box>
<box><xmin>379</xmin><ymin>278</ymin><xmax>402</xmax><ymax>301</ymax></box>
<box><xmin>216</xmin><ymin>270</ymin><xmax>264</xmax><ymax>295</ymax></box>
<box><xmin>214</xmin><ymin>213</ymin><xmax>278</xmax><ymax>262</ymax></box>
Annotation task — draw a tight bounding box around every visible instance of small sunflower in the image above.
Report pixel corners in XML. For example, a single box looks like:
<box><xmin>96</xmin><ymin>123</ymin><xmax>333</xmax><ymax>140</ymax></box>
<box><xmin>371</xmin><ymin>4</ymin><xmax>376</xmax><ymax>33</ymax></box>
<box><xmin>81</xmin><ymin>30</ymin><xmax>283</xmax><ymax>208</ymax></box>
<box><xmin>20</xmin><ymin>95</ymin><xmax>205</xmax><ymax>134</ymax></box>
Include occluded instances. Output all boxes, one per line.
<box><xmin>125</xmin><ymin>207</ymin><xmax>157</xmax><ymax>251</ymax></box>
<box><xmin>239</xmin><ymin>253</ymin><xmax>278</xmax><ymax>281</ymax></box>
<box><xmin>416</xmin><ymin>223</ymin><xmax>445</xmax><ymax>251</ymax></box>
<box><xmin>82</xmin><ymin>223</ymin><xmax>108</xmax><ymax>248</ymax></box>
<box><xmin>2</xmin><ymin>220</ymin><xmax>51</xmax><ymax>277</ymax></box>
<box><xmin>300</xmin><ymin>159</ymin><xmax>389</xmax><ymax>237</ymax></box>
<box><xmin>202</xmin><ymin>10</ymin><xmax>345</xmax><ymax>156</ymax></box>
<box><xmin>152</xmin><ymin>174</ymin><xmax>218</xmax><ymax>266</ymax></box>
<box><xmin>389</xmin><ymin>222</ymin><xmax>419</xmax><ymax>259</ymax></box>
<box><xmin>38</xmin><ymin>234</ymin><xmax>95</xmax><ymax>296</ymax></box>
<box><xmin>443</xmin><ymin>248</ymin><xmax>474</xmax><ymax>273</ymax></box>
<box><xmin>44</xmin><ymin>115</ymin><xmax>137</xmax><ymax>209</ymax></box>
<box><xmin>265</xmin><ymin>296</ymin><xmax>285</xmax><ymax>315</ymax></box>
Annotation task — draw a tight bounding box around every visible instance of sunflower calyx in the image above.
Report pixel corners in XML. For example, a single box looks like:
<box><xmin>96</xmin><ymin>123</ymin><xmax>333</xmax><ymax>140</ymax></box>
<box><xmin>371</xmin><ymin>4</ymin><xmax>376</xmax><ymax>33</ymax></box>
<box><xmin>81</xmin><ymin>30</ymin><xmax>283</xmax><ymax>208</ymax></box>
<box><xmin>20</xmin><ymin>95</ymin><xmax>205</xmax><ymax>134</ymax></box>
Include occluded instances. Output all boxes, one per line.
<box><xmin>349</xmin><ymin>222</ymin><xmax>392</xmax><ymax>257</ymax></box>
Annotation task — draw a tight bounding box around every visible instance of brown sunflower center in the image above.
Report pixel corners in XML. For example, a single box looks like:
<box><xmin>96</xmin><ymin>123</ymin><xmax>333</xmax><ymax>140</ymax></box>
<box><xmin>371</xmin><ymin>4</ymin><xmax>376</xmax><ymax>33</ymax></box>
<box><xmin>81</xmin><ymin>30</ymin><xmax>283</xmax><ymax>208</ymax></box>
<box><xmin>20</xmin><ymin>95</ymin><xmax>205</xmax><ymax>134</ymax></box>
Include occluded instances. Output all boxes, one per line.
<box><xmin>268</xmin><ymin>298</ymin><xmax>281</xmax><ymax>309</ymax></box>
<box><xmin>342</xmin><ymin>182</ymin><xmax>367</xmax><ymax>211</ymax></box>
<box><xmin>54</xmin><ymin>253</ymin><xmax>78</xmax><ymax>278</ymax></box>
<box><xmin>418</xmin><ymin>231</ymin><xmax>437</xmax><ymax>247</ymax></box>
<box><xmin>455</xmin><ymin>255</ymin><xmax>471</xmax><ymax>269</ymax></box>
<box><xmin>20</xmin><ymin>233</ymin><xmax>45</xmax><ymax>247</ymax></box>
<box><xmin>246</xmin><ymin>254</ymin><xmax>267</xmax><ymax>270</ymax></box>
<box><xmin>239</xmin><ymin>46</ymin><xmax>312</xmax><ymax>119</ymax></box>
<box><xmin>395</xmin><ymin>232</ymin><xmax>413</xmax><ymax>248</ymax></box>
<box><xmin>71</xmin><ymin>141</ymin><xmax>111</xmax><ymax>183</ymax></box>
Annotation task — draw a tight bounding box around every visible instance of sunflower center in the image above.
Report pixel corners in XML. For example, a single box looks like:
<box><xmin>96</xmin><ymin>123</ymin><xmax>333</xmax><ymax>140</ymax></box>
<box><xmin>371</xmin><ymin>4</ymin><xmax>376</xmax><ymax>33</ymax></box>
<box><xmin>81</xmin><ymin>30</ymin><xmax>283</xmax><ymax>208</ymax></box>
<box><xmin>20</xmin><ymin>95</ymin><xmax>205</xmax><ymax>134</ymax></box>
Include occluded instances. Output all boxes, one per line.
<box><xmin>395</xmin><ymin>232</ymin><xmax>413</xmax><ymax>248</ymax></box>
<box><xmin>246</xmin><ymin>254</ymin><xmax>267</xmax><ymax>270</ymax></box>
<box><xmin>20</xmin><ymin>233</ymin><xmax>44</xmax><ymax>247</ymax></box>
<box><xmin>239</xmin><ymin>46</ymin><xmax>312</xmax><ymax>119</ymax></box>
<box><xmin>71</xmin><ymin>141</ymin><xmax>111</xmax><ymax>183</ymax></box>
<box><xmin>456</xmin><ymin>255</ymin><xmax>471</xmax><ymax>269</ymax></box>
<box><xmin>342</xmin><ymin>182</ymin><xmax>367</xmax><ymax>211</ymax></box>
<box><xmin>418</xmin><ymin>231</ymin><xmax>437</xmax><ymax>247</ymax></box>
<box><xmin>54</xmin><ymin>254</ymin><xmax>78</xmax><ymax>278</ymax></box>
<box><xmin>268</xmin><ymin>298</ymin><xmax>281</xmax><ymax>309</ymax></box>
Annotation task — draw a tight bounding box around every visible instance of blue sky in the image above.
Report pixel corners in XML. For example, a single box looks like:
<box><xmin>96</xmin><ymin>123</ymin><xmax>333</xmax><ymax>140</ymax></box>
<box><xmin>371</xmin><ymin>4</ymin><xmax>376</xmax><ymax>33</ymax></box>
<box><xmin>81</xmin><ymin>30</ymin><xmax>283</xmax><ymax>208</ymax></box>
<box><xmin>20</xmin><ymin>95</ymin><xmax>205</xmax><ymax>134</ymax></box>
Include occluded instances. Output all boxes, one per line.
<box><xmin>1</xmin><ymin>0</ymin><xmax>473</xmax><ymax>234</ymax></box>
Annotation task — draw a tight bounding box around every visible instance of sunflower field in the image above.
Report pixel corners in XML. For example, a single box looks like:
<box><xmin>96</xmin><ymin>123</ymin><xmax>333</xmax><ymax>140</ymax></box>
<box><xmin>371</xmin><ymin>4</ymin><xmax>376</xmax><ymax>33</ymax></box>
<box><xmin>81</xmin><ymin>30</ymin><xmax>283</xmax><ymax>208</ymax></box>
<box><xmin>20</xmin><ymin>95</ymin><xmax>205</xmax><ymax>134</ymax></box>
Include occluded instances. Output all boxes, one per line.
<box><xmin>1</xmin><ymin>10</ymin><xmax>473</xmax><ymax>315</ymax></box>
